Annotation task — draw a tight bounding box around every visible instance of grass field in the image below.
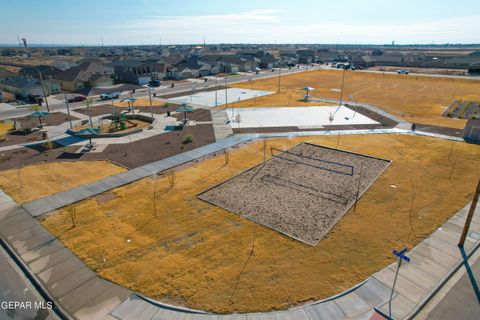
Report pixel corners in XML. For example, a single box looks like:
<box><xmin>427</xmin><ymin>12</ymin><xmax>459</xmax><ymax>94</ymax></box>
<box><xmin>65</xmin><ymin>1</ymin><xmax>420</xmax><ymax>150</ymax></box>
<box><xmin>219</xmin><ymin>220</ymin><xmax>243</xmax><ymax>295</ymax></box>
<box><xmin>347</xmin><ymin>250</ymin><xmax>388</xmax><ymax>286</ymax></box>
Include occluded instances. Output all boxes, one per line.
<box><xmin>40</xmin><ymin>134</ymin><xmax>480</xmax><ymax>313</ymax></box>
<box><xmin>231</xmin><ymin>70</ymin><xmax>480</xmax><ymax>129</ymax></box>
<box><xmin>0</xmin><ymin>161</ymin><xmax>126</xmax><ymax>203</ymax></box>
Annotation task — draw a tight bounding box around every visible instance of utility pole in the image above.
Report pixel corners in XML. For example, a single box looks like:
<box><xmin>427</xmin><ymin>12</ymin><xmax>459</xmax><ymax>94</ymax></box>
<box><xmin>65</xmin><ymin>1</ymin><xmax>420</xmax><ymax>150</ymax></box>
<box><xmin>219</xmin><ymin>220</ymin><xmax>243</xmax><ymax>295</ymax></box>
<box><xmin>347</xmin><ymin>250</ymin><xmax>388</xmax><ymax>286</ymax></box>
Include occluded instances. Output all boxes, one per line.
<box><xmin>459</xmin><ymin>178</ymin><xmax>480</xmax><ymax>247</ymax></box>
<box><xmin>278</xmin><ymin>67</ymin><xmax>281</xmax><ymax>93</ymax></box>
<box><xmin>64</xmin><ymin>93</ymin><xmax>73</xmax><ymax>129</ymax></box>
<box><xmin>38</xmin><ymin>71</ymin><xmax>50</xmax><ymax>112</ymax></box>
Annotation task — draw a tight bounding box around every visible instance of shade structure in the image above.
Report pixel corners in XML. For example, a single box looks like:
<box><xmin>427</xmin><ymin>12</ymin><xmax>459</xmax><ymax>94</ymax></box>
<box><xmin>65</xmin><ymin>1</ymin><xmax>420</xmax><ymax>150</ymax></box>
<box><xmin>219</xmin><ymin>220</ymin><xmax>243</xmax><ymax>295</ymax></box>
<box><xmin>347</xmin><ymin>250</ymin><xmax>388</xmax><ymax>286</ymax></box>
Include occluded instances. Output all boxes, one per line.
<box><xmin>120</xmin><ymin>97</ymin><xmax>136</xmax><ymax>103</ymax></box>
<box><xmin>74</xmin><ymin>127</ymin><xmax>100</xmax><ymax>136</ymax></box>
<box><xmin>301</xmin><ymin>87</ymin><xmax>315</xmax><ymax>91</ymax></box>
<box><xmin>75</xmin><ymin>127</ymin><xmax>100</xmax><ymax>146</ymax></box>
<box><xmin>28</xmin><ymin>111</ymin><xmax>49</xmax><ymax>118</ymax></box>
<box><xmin>175</xmin><ymin>107</ymin><xmax>194</xmax><ymax>113</ymax></box>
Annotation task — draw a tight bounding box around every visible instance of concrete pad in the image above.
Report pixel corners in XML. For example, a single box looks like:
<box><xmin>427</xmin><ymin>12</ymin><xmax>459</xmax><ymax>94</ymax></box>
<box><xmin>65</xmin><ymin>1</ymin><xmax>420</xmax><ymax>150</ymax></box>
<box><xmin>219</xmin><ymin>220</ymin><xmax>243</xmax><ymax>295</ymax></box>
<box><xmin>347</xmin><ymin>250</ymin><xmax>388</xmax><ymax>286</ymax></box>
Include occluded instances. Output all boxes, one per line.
<box><xmin>9</xmin><ymin>227</ymin><xmax>55</xmax><ymax>255</ymax></box>
<box><xmin>377</xmin><ymin>293</ymin><xmax>416</xmax><ymax>319</ymax></box>
<box><xmin>169</xmin><ymin>88</ymin><xmax>273</xmax><ymax>107</ymax></box>
<box><xmin>28</xmin><ymin>247</ymin><xmax>78</xmax><ymax>274</ymax></box>
<box><xmin>387</xmin><ymin>261</ymin><xmax>441</xmax><ymax>292</ymax></box>
<box><xmin>0</xmin><ymin>206</ymin><xmax>25</xmax><ymax>221</ymax></box>
<box><xmin>354</xmin><ymin>278</ymin><xmax>392</xmax><ymax>307</ymax></box>
<box><xmin>58</xmin><ymin>277</ymin><xmax>113</xmax><ymax>313</ymax></box>
<box><xmin>244</xmin><ymin>313</ymin><xmax>278</xmax><ymax>320</ymax></box>
<box><xmin>73</xmin><ymin>284</ymin><xmax>131</xmax><ymax>320</ymax></box>
<box><xmin>373</xmin><ymin>267</ymin><xmax>427</xmax><ymax>304</ymax></box>
<box><xmin>413</xmin><ymin>242</ymin><xmax>459</xmax><ymax>270</ymax></box>
<box><xmin>229</xmin><ymin>106</ymin><xmax>378</xmax><ymax>129</ymax></box>
<box><xmin>20</xmin><ymin>239</ymin><xmax>65</xmax><ymax>263</ymax></box>
<box><xmin>407</xmin><ymin>250</ymin><xmax>450</xmax><ymax>279</ymax></box>
<box><xmin>275</xmin><ymin>309</ymin><xmax>310</xmax><ymax>320</ymax></box>
<box><xmin>303</xmin><ymin>300</ymin><xmax>347</xmax><ymax>320</ymax></box>
<box><xmin>37</xmin><ymin>255</ymin><xmax>86</xmax><ymax>286</ymax></box>
<box><xmin>0</xmin><ymin>209</ymin><xmax>34</xmax><ymax>230</ymax></box>
<box><xmin>335</xmin><ymin>292</ymin><xmax>372</xmax><ymax>318</ymax></box>
<box><xmin>110</xmin><ymin>295</ymin><xmax>161</xmax><ymax>320</ymax></box>
<box><xmin>48</xmin><ymin>266</ymin><xmax>96</xmax><ymax>298</ymax></box>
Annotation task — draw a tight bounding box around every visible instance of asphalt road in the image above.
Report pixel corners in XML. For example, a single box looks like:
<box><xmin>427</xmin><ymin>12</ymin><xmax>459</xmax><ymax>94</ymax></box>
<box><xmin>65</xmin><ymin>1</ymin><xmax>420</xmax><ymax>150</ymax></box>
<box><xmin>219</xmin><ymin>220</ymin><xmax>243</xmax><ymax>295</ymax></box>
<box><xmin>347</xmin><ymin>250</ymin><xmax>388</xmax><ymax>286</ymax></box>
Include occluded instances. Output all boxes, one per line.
<box><xmin>0</xmin><ymin>245</ymin><xmax>57</xmax><ymax>320</ymax></box>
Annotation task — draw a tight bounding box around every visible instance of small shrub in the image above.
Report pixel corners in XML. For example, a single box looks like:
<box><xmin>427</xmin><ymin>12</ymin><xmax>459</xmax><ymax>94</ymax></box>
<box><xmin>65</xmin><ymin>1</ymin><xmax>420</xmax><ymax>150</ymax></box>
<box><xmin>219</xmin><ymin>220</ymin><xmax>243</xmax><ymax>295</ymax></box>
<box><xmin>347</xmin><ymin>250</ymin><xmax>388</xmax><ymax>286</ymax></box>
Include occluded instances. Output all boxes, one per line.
<box><xmin>182</xmin><ymin>134</ymin><xmax>193</xmax><ymax>144</ymax></box>
<box><xmin>163</xmin><ymin>102</ymin><xmax>170</xmax><ymax>108</ymax></box>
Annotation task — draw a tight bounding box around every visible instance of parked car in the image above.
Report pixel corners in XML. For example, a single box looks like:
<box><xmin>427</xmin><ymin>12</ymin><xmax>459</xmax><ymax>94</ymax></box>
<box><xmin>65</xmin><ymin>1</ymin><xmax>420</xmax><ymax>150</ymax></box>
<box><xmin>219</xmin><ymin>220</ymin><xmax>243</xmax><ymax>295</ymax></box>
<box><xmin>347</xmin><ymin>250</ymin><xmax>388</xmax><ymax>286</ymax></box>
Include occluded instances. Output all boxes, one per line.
<box><xmin>68</xmin><ymin>95</ymin><xmax>86</xmax><ymax>103</ymax></box>
<box><xmin>27</xmin><ymin>94</ymin><xmax>43</xmax><ymax>103</ymax></box>
<box><xmin>397</xmin><ymin>69</ymin><xmax>409</xmax><ymax>75</ymax></box>
<box><xmin>100</xmin><ymin>92</ymin><xmax>120</xmax><ymax>100</ymax></box>
<box><xmin>148</xmin><ymin>80</ymin><xmax>161</xmax><ymax>87</ymax></box>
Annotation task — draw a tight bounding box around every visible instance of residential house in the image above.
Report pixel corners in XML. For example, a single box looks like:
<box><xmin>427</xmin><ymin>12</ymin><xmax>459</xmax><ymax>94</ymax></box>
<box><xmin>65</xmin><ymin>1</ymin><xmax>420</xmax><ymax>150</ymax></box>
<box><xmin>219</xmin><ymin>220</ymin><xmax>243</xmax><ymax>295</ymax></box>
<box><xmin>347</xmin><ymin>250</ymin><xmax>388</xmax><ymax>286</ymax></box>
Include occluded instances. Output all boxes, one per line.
<box><xmin>53</xmin><ymin>59</ymin><xmax>79</xmax><ymax>71</ymax></box>
<box><xmin>258</xmin><ymin>54</ymin><xmax>277</xmax><ymax>69</ymax></box>
<box><xmin>55</xmin><ymin>62</ymin><xmax>114</xmax><ymax>91</ymax></box>
<box><xmin>113</xmin><ymin>60</ymin><xmax>154</xmax><ymax>85</ymax></box>
<box><xmin>20</xmin><ymin>65</ymin><xmax>62</xmax><ymax>80</ymax></box>
<box><xmin>0</xmin><ymin>76</ymin><xmax>60</xmax><ymax>98</ymax></box>
<box><xmin>296</xmin><ymin>49</ymin><xmax>315</xmax><ymax>64</ymax></box>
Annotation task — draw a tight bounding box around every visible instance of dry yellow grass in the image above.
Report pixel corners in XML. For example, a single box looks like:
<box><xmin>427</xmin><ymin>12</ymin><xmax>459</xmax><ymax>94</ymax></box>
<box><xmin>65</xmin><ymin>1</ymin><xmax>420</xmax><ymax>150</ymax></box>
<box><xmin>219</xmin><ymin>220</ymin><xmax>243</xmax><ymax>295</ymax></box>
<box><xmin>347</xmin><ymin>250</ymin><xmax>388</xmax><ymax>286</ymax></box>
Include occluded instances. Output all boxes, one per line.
<box><xmin>0</xmin><ymin>161</ymin><xmax>126</xmax><ymax>203</ymax></box>
<box><xmin>231</xmin><ymin>70</ymin><xmax>480</xmax><ymax>129</ymax></box>
<box><xmin>0</xmin><ymin>122</ymin><xmax>13</xmax><ymax>134</ymax></box>
<box><xmin>40</xmin><ymin>135</ymin><xmax>480</xmax><ymax>313</ymax></box>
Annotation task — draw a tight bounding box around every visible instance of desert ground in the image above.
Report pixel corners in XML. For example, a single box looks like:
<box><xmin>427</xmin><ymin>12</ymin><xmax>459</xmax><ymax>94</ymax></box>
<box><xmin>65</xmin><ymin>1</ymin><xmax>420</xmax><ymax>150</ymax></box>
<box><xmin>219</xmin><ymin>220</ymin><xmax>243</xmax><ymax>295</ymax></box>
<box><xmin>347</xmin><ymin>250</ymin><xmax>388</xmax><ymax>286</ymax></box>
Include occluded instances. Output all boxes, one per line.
<box><xmin>0</xmin><ymin>161</ymin><xmax>125</xmax><ymax>203</ymax></box>
<box><xmin>40</xmin><ymin>134</ymin><xmax>480</xmax><ymax>313</ymax></box>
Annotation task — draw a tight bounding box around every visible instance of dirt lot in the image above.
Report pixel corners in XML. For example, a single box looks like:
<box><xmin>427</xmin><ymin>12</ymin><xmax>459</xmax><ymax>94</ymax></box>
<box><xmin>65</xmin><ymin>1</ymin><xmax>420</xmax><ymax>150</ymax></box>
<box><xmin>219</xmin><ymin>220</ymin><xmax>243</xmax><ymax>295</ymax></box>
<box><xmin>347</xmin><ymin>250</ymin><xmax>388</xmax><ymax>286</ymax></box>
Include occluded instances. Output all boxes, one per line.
<box><xmin>40</xmin><ymin>134</ymin><xmax>480</xmax><ymax>313</ymax></box>
<box><xmin>199</xmin><ymin>143</ymin><xmax>390</xmax><ymax>245</ymax></box>
<box><xmin>0</xmin><ymin>161</ymin><xmax>125</xmax><ymax>203</ymax></box>
<box><xmin>231</xmin><ymin>69</ymin><xmax>480</xmax><ymax>129</ymax></box>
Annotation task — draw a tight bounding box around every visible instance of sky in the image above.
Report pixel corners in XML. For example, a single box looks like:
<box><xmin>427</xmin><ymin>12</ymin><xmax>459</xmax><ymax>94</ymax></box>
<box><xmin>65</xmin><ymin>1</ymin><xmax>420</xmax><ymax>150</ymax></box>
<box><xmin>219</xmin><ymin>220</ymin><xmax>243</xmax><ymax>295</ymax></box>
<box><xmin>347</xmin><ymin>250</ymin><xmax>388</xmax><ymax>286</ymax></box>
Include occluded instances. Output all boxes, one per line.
<box><xmin>1</xmin><ymin>0</ymin><xmax>479</xmax><ymax>45</ymax></box>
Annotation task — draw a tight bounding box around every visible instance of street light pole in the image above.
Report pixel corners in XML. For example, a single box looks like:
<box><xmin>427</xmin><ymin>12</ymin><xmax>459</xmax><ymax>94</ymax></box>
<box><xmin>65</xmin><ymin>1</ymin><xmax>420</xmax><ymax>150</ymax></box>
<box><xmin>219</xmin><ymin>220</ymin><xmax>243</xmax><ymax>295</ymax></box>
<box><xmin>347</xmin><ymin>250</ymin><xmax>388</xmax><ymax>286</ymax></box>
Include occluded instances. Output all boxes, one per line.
<box><xmin>215</xmin><ymin>76</ymin><xmax>218</xmax><ymax>108</ymax></box>
<box><xmin>278</xmin><ymin>67</ymin><xmax>281</xmax><ymax>93</ymax></box>
<box><xmin>64</xmin><ymin>93</ymin><xmax>73</xmax><ymax>129</ymax></box>
<box><xmin>86</xmin><ymin>98</ymin><xmax>93</xmax><ymax>128</ymax></box>
<box><xmin>38</xmin><ymin>71</ymin><xmax>50</xmax><ymax>112</ymax></box>
<box><xmin>224</xmin><ymin>74</ymin><xmax>228</xmax><ymax>110</ymax></box>
<box><xmin>147</xmin><ymin>86</ymin><xmax>153</xmax><ymax>118</ymax></box>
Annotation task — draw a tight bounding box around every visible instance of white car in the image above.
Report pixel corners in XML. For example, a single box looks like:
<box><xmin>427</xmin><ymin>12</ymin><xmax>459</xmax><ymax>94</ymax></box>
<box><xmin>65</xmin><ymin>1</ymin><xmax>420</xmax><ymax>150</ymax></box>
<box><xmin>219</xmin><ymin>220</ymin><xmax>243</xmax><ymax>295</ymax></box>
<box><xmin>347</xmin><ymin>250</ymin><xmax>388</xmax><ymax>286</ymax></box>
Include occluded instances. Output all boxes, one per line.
<box><xmin>397</xmin><ymin>69</ymin><xmax>409</xmax><ymax>75</ymax></box>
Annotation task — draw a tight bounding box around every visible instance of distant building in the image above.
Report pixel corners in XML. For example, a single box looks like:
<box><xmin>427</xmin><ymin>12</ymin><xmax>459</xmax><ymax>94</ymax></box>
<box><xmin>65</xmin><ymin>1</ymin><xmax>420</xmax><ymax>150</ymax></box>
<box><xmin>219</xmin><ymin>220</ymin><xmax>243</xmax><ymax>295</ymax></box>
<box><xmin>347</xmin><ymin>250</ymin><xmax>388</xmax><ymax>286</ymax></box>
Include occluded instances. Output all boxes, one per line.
<box><xmin>55</xmin><ymin>62</ymin><xmax>113</xmax><ymax>91</ymax></box>
<box><xmin>464</xmin><ymin>119</ymin><xmax>480</xmax><ymax>142</ymax></box>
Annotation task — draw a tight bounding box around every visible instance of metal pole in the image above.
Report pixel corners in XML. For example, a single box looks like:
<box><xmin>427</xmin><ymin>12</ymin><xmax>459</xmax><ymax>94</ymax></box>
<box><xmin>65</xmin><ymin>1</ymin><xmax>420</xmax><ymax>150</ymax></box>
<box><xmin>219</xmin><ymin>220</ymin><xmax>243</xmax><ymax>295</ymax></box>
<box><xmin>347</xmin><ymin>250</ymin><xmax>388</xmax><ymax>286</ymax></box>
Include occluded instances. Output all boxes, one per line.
<box><xmin>224</xmin><ymin>74</ymin><xmax>228</xmax><ymax>109</ymax></box>
<box><xmin>215</xmin><ymin>76</ymin><xmax>218</xmax><ymax>108</ymax></box>
<box><xmin>38</xmin><ymin>71</ymin><xmax>50</xmax><ymax>112</ymax></box>
<box><xmin>459</xmin><ymin>178</ymin><xmax>480</xmax><ymax>247</ymax></box>
<box><xmin>86</xmin><ymin>98</ymin><xmax>93</xmax><ymax>128</ymax></box>
<box><xmin>278</xmin><ymin>67</ymin><xmax>281</xmax><ymax>93</ymax></box>
<box><xmin>148</xmin><ymin>86</ymin><xmax>153</xmax><ymax>118</ymax></box>
<box><xmin>389</xmin><ymin>258</ymin><xmax>402</xmax><ymax>318</ymax></box>
<box><xmin>64</xmin><ymin>93</ymin><xmax>73</xmax><ymax>129</ymax></box>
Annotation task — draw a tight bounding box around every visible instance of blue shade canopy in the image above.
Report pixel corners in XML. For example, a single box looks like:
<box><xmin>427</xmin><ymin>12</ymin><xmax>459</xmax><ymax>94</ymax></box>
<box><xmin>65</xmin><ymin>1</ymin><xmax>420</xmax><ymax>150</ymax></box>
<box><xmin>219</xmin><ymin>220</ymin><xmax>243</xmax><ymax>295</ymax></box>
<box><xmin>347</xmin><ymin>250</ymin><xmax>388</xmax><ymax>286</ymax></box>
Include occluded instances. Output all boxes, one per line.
<box><xmin>28</xmin><ymin>111</ymin><xmax>49</xmax><ymax>117</ymax></box>
<box><xmin>121</xmin><ymin>97</ymin><xmax>136</xmax><ymax>102</ymax></box>
<box><xmin>176</xmin><ymin>107</ymin><xmax>194</xmax><ymax>113</ymax></box>
<box><xmin>75</xmin><ymin>127</ymin><xmax>100</xmax><ymax>136</ymax></box>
